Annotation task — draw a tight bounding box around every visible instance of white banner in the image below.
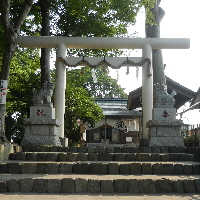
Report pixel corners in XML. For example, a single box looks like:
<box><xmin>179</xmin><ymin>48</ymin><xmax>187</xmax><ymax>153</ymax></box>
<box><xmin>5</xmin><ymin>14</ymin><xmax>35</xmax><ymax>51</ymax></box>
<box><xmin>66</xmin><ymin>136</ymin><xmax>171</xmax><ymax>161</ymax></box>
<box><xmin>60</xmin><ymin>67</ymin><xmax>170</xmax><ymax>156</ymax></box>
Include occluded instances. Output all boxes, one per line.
<box><xmin>0</xmin><ymin>80</ymin><xmax>7</xmax><ymax>104</ymax></box>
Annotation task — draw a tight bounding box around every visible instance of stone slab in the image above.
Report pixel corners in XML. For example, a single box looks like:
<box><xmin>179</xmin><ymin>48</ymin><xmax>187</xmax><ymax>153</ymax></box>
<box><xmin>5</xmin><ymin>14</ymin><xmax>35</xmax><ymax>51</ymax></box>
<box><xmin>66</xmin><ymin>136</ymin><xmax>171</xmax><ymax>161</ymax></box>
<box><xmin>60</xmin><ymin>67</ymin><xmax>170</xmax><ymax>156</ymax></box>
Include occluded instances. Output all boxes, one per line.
<box><xmin>142</xmin><ymin>163</ymin><xmax>152</xmax><ymax>174</ymax></box>
<box><xmin>7</xmin><ymin>179</ymin><xmax>19</xmax><ymax>192</ymax></box>
<box><xmin>57</xmin><ymin>153</ymin><xmax>67</xmax><ymax>161</ymax></box>
<box><xmin>47</xmin><ymin>179</ymin><xmax>61</xmax><ymax>193</ymax></box>
<box><xmin>66</xmin><ymin>153</ymin><xmax>77</xmax><ymax>161</ymax></box>
<box><xmin>37</xmin><ymin>153</ymin><xmax>47</xmax><ymax>161</ymax></box>
<box><xmin>152</xmin><ymin>163</ymin><xmax>164</xmax><ymax>174</ymax></box>
<box><xmin>113</xmin><ymin>154</ymin><xmax>125</xmax><ymax>161</ymax></box>
<box><xmin>128</xmin><ymin>179</ymin><xmax>139</xmax><ymax>193</ymax></box>
<box><xmin>152</xmin><ymin>108</ymin><xmax>176</xmax><ymax>121</ymax></box>
<box><xmin>155</xmin><ymin>179</ymin><xmax>172</xmax><ymax>193</ymax></box>
<box><xmin>98</xmin><ymin>153</ymin><xmax>113</xmax><ymax>161</ymax></box>
<box><xmin>163</xmin><ymin>164</ymin><xmax>174</xmax><ymax>175</ymax></box>
<box><xmin>138</xmin><ymin>179</ymin><xmax>157</xmax><ymax>193</ymax></box>
<box><xmin>172</xmin><ymin>180</ymin><xmax>184</xmax><ymax>193</ymax></box>
<box><xmin>101</xmin><ymin>180</ymin><xmax>114</xmax><ymax>193</ymax></box>
<box><xmin>0</xmin><ymin>181</ymin><xmax>7</xmax><ymax>192</ymax></box>
<box><xmin>125</xmin><ymin>154</ymin><xmax>136</xmax><ymax>161</ymax></box>
<box><xmin>136</xmin><ymin>153</ymin><xmax>151</xmax><ymax>161</ymax></box>
<box><xmin>73</xmin><ymin>163</ymin><xmax>89</xmax><ymax>174</ymax></box>
<box><xmin>77</xmin><ymin>153</ymin><xmax>88</xmax><ymax>161</ymax></box>
<box><xmin>7</xmin><ymin>163</ymin><xmax>21</xmax><ymax>174</ymax></box>
<box><xmin>194</xmin><ymin>179</ymin><xmax>200</xmax><ymax>193</ymax></box>
<box><xmin>0</xmin><ymin>164</ymin><xmax>7</xmax><ymax>173</ymax></box>
<box><xmin>30</xmin><ymin>106</ymin><xmax>55</xmax><ymax>119</ymax></box>
<box><xmin>130</xmin><ymin>163</ymin><xmax>141</xmax><ymax>174</ymax></box>
<box><xmin>108</xmin><ymin>163</ymin><xmax>119</xmax><ymax>174</ymax></box>
<box><xmin>26</xmin><ymin>153</ymin><xmax>37</xmax><ymax>161</ymax></box>
<box><xmin>114</xmin><ymin>179</ymin><xmax>128</xmax><ymax>193</ymax></box>
<box><xmin>21</xmin><ymin>135</ymin><xmax>61</xmax><ymax>146</ymax></box>
<box><xmin>88</xmin><ymin>153</ymin><xmax>98</xmax><ymax>161</ymax></box>
<box><xmin>90</xmin><ymin>163</ymin><xmax>107</xmax><ymax>174</ymax></box>
<box><xmin>61</xmin><ymin>178</ymin><xmax>75</xmax><ymax>193</ymax></box>
<box><xmin>19</xmin><ymin>178</ymin><xmax>33</xmax><ymax>193</ymax></box>
<box><xmin>150</xmin><ymin>137</ymin><xmax>184</xmax><ymax>147</ymax></box>
<box><xmin>46</xmin><ymin>153</ymin><xmax>58</xmax><ymax>161</ymax></box>
<box><xmin>21</xmin><ymin>163</ymin><xmax>37</xmax><ymax>174</ymax></box>
<box><xmin>182</xmin><ymin>180</ymin><xmax>196</xmax><ymax>193</ymax></box>
<box><xmin>33</xmin><ymin>179</ymin><xmax>47</xmax><ymax>193</ymax></box>
<box><xmin>37</xmin><ymin>163</ymin><xmax>48</xmax><ymax>174</ymax></box>
<box><xmin>47</xmin><ymin>163</ymin><xmax>58</xmax><ymax>174</ymax></box>
<box><xmin>75</xmin><ymin>178</ymin><xmax>88</xmax><ymax>193</ymax></box>
<box><xmin>120</xmin><ymin>164</ymin><xmax>131</xmax><ymax>174</ymax></box>
<box><xmin>24</xmin><ymin>124</ymin><xmax>60</xmax><ymax>136</ymax></box>
<box><xmin>59</xmin><ymin>163</ymin><xmax>73</xmax><ymax>174</ymax></box>
<box><xmin>88</xmin><ymin>179</ymin><xmax>100</xmax><ymax>193</ymax></box>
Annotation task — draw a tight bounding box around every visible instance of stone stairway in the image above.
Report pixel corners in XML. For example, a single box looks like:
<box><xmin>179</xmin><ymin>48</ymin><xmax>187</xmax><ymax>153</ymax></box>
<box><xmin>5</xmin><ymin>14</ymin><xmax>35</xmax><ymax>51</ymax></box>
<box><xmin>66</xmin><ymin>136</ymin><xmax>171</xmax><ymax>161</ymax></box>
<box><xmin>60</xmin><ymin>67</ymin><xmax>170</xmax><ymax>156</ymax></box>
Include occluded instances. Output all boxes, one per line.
<box><xmin>0</xmin><ymin>146</ymin><xmax>200</xmax><ymax>193</ymax></box>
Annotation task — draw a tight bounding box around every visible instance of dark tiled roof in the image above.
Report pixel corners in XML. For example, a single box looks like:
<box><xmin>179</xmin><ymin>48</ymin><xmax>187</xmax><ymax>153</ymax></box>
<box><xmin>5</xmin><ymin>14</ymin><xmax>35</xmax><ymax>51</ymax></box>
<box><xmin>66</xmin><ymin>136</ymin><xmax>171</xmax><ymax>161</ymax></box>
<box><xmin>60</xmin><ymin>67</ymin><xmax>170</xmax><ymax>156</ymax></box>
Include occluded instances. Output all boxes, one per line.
<box><xmin>95</xmin><ymin>98</ymin><xmax>142</xmax><ymax>118</ymax></box>
<box><xmin>127</xmin><ymin>77</ymin><xmax>197</xmax><ymax>110</ymax></box>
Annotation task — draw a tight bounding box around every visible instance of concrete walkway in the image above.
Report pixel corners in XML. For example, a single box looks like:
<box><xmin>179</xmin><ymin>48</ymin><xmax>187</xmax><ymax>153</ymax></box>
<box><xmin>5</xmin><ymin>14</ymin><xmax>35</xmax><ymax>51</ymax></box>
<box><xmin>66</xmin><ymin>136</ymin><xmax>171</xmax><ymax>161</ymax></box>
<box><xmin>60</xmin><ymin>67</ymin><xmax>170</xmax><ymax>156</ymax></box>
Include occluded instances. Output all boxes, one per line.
<box><xmin>1</xmin><ymin>193</ymin><xmax>200</xmax><ymax>200</ymax></box>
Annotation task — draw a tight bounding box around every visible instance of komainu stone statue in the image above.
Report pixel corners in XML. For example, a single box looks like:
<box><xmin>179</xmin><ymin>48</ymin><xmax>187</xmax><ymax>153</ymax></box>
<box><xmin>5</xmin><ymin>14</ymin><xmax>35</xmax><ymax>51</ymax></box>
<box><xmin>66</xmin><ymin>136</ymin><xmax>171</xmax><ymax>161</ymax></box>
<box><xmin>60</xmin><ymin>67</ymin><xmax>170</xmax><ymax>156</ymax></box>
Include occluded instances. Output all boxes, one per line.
<box><xmin>154</xmin><ymin>83</ymin><xmax>176</xmax><ymax>108</ymax></box>
<box><xmin>32</xmin><ymin>81</ymin><xmax>54</xmax><ymax>107</ymax></box>
<box><xmin>21</xmin><ymin>81</ymin><xmax>61</xmax><ymax>147</ymax></box>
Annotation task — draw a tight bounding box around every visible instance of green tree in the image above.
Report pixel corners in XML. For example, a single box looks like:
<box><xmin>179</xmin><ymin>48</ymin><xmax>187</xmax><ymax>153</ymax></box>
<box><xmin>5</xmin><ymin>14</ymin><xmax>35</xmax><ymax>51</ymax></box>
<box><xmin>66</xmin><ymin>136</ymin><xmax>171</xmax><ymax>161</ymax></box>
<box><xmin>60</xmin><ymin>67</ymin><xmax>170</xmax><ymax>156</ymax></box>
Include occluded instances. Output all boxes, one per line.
<box><xmin>0</xmin><ymin>0</ymin><xmax>157</xmax><ymax>143</ymax></box>
<box><xmin>5</xmin><ymin>48</ymin><xmax>40</xmax><ymax>142</ymax></box>
<box><xmin>65</xmin><ymin>82</ymin><xmax>104</xmax><ymax>143</ymax></box>
<box><xmin>67</xmin><ymin>67</ymin><xmax>127</xmax><ymax>98</ymax></box>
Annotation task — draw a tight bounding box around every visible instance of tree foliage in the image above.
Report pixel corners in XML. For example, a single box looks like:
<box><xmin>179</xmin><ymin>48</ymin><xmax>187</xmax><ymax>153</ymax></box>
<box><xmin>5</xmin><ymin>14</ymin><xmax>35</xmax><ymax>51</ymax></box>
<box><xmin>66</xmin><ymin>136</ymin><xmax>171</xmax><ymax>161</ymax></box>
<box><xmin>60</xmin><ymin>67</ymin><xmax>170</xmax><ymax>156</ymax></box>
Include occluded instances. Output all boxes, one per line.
<box><xmin>67</xmin><ymin>67</ymin><xmax>127</xmax><ymax>98</ymax></box>
<box><xmin>0</xmin><ymin>0</ymin><xmax>158</xmax><ymax>143</ymax></box>
<box><xmin>5</xmin><ymin>48</ymin><xmax>40</xmax><ymax>142</ymax></box>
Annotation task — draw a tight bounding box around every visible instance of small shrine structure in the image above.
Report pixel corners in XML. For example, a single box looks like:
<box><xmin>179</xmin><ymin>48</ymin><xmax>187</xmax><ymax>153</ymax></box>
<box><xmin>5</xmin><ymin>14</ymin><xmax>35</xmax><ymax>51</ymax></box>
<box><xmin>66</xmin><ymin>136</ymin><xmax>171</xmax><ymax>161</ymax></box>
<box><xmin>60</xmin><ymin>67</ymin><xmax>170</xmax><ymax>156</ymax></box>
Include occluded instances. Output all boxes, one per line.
<box><xmin>85</xmin><ymin>98</ymin><xmax>142</xmax><ymax>146</ymax></box>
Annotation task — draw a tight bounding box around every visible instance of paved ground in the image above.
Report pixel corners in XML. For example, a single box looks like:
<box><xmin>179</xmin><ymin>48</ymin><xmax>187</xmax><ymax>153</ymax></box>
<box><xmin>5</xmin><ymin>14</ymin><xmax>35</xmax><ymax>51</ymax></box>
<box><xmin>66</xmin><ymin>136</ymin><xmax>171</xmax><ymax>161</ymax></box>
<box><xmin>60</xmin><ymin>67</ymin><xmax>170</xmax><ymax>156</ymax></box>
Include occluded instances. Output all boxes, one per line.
<box><xmin>1</xmin><ymin>193</ymin><xmax>200</xmax><ymax>200</ymax></box>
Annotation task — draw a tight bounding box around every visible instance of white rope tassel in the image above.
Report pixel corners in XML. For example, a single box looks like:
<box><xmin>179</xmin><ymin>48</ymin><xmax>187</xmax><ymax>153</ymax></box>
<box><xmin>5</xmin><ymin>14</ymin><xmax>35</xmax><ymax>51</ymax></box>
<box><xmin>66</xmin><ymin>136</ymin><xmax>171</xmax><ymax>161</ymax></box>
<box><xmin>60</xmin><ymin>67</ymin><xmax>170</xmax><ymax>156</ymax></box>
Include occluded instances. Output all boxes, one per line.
<box><xmin>126</xmin><ymin>67</ymin><xmax>129</xmax><ymax>75</ymax></box>
<box><xmin>116</xmin><ymin>70</ymin><xmax>119</xmax><ymax>81</ymax></box>
<box><xmin>91</xmin><ymin>68</ymin><xmax>97</xmax><ymax>83</ymax></box>
<box><xmin>136</xmin><ymin>66</ymin><xmax>139</xmax><ymax>80</ymax></box>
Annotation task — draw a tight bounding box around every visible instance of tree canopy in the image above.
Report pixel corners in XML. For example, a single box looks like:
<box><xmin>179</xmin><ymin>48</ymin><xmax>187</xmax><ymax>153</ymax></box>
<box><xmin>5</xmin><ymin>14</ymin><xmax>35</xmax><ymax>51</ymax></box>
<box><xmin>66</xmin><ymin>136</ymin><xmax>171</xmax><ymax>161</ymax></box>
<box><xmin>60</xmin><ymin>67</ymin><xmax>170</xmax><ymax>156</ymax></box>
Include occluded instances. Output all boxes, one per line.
<box><xmin>0</xmin><ymin>0</ymin><xmax>158</xmax><ymax>143</ymax></box>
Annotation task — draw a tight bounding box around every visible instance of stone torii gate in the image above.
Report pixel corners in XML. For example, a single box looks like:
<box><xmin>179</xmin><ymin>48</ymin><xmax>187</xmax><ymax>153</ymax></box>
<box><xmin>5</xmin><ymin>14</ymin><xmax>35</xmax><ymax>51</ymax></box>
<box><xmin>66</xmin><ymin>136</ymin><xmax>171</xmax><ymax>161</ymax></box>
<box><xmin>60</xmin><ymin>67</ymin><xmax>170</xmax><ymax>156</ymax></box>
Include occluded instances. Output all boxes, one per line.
<box><xmin>18</xmin><ymin>36</ymin><xmax>190</xmax><ymax>142</ymax></box>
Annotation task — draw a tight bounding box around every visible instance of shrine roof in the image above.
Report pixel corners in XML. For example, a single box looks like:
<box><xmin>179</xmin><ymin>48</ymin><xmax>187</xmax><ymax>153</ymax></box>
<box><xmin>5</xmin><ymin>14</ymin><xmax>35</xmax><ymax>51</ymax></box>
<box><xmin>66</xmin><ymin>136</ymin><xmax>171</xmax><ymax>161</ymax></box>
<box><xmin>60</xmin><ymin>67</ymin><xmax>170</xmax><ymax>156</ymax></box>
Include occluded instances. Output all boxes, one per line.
<box><xmin>127</xmin><ymin>76</ymin><xmax>196</xmax><ymax>111</ymax></box>
<box><xmin>95</xmin><ymin>98</ymin><xmax>142</xmax><ymax>118</ymax></box>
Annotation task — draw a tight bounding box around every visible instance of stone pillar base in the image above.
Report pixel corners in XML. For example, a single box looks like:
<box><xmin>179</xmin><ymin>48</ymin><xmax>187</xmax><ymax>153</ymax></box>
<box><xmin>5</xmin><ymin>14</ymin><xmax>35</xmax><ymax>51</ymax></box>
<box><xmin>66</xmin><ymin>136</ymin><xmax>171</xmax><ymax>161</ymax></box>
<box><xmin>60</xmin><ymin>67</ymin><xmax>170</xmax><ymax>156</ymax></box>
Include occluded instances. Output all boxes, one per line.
<box><xmin>147</xmin><ymin>120</ymin><xmax>184</xmax><ymax>147</ymax></box>
<box><xmin>21</xmin><ymin>119</ymin><xmax>61</xmax><ymax>147</ymax></box>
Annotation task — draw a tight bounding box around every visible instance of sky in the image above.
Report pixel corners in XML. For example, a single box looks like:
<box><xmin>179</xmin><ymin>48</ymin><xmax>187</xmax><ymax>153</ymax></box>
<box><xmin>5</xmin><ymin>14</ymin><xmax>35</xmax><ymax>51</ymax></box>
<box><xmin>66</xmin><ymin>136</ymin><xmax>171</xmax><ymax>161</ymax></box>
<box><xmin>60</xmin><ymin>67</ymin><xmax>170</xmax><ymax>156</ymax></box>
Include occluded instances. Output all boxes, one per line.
<box><xmin>109</xmin><ymin>0</ymin><xmax>200</xmax><ymax>125</ymax></box>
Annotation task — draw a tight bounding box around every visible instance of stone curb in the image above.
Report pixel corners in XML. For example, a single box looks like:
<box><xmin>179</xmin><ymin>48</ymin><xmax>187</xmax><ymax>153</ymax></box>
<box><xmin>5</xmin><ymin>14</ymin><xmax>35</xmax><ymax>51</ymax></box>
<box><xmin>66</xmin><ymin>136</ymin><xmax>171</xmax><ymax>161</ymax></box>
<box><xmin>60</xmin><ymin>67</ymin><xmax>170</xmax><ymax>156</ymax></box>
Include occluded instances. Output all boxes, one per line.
<box><xmin>9</xmin><ymin>152</ymin><xmax>195</xmax><ymax>162</ymax></box>
<box><xmin>21</xmin><ymin>146</ymin><xmax>200</xmax><ymax>154</ymax></box>
<box><xmin>0</xmin><ymin>178</ymin><xmax>199</xmax><ymax>193</ymax></box>
<box><xmin>1</xmin><ymin>162</ymin><xmax>199</xmax><ymax>175</ymax></box>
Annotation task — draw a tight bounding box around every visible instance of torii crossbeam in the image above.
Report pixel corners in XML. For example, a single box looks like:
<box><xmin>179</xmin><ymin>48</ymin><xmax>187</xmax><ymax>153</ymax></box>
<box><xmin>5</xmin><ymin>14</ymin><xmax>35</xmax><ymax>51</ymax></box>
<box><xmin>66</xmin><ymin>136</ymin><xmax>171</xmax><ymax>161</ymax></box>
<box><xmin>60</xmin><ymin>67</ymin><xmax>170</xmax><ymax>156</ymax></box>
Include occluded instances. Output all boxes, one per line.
<box><xmin>18</xmin><ymin>36</ymin><xmax>190</xmax><ymax>141</ymax></box>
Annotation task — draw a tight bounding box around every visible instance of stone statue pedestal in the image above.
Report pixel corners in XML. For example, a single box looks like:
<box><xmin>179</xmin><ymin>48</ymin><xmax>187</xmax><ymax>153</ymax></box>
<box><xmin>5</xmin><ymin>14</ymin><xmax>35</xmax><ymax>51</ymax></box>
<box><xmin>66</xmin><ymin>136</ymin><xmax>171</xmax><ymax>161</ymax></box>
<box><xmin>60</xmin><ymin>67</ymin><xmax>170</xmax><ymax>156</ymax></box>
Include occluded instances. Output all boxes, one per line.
<box><xmin>147</xmin><ymin>108</ymin><xmax>184</xmax><ymax>147</ymax></box>
<box><xmin>21</xmin><ymin>106</ymin><xmax>61</xmax><ymax>146</ymax></box>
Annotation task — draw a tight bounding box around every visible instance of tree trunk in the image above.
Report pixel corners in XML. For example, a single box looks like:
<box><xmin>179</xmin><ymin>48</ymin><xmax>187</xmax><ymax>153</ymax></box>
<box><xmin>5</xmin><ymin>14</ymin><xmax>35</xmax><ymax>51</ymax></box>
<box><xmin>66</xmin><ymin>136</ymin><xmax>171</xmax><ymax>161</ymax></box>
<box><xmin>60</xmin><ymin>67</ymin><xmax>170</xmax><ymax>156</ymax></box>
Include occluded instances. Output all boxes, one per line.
<box><xmin>145</xmin><ymin>0</ymin><xmax>166</xmax><ymax>85</ymax></box>
<box><xmin>0</xmin><ymin>0</ymin><xmax>34</xmax><ymax>143</ymax></box>
<box><xmin>40</xmin><ymin>0</ymin><xmax>51</xmax><ymax>85</ymax></box>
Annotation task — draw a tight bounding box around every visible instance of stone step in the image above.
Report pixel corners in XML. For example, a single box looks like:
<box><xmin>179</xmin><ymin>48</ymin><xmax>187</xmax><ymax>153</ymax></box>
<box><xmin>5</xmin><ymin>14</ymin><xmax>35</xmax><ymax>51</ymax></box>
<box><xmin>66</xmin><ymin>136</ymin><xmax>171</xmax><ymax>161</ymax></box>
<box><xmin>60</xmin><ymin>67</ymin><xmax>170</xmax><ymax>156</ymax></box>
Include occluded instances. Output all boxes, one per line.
<box><xmin>0</xmin><ymin>174</ymin><xmax>200</xmax><ymax>193</ymax></box>
<box><xmin>22</xmin><ymin>146</ymin><xmax>195</xmax><ymax>153</ymax></box>
<box><xmin>9</xmin><ymin>152</ymin><xmax>196</xmax><ymax>162</ymax></box>
<box><xmin>1</xmin><ymin>161</ymin><xmax>200</xmax><ymax>175</ymax></box>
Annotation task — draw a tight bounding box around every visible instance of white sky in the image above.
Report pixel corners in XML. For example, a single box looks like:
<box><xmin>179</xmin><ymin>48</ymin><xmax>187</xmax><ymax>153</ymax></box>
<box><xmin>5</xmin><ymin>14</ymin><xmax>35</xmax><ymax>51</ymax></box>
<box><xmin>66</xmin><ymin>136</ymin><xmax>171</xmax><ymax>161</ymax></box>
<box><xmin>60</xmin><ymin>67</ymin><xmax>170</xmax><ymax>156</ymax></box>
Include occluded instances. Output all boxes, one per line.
<box><xmin>109</xmin><ymin>0</ymin><xmax>200</xmax><ymax>124</ymax></box>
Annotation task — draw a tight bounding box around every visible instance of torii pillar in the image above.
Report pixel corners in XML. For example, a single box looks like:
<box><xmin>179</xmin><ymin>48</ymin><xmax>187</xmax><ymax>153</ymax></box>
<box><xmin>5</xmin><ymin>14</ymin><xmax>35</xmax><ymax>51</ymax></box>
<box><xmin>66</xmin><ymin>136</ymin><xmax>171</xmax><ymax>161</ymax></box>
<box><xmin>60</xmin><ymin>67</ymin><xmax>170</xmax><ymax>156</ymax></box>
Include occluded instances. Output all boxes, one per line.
<box><xmin>18</xmin><ymin>36</ymin><xmax>190</xmax><ymax>142</ymax></box>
